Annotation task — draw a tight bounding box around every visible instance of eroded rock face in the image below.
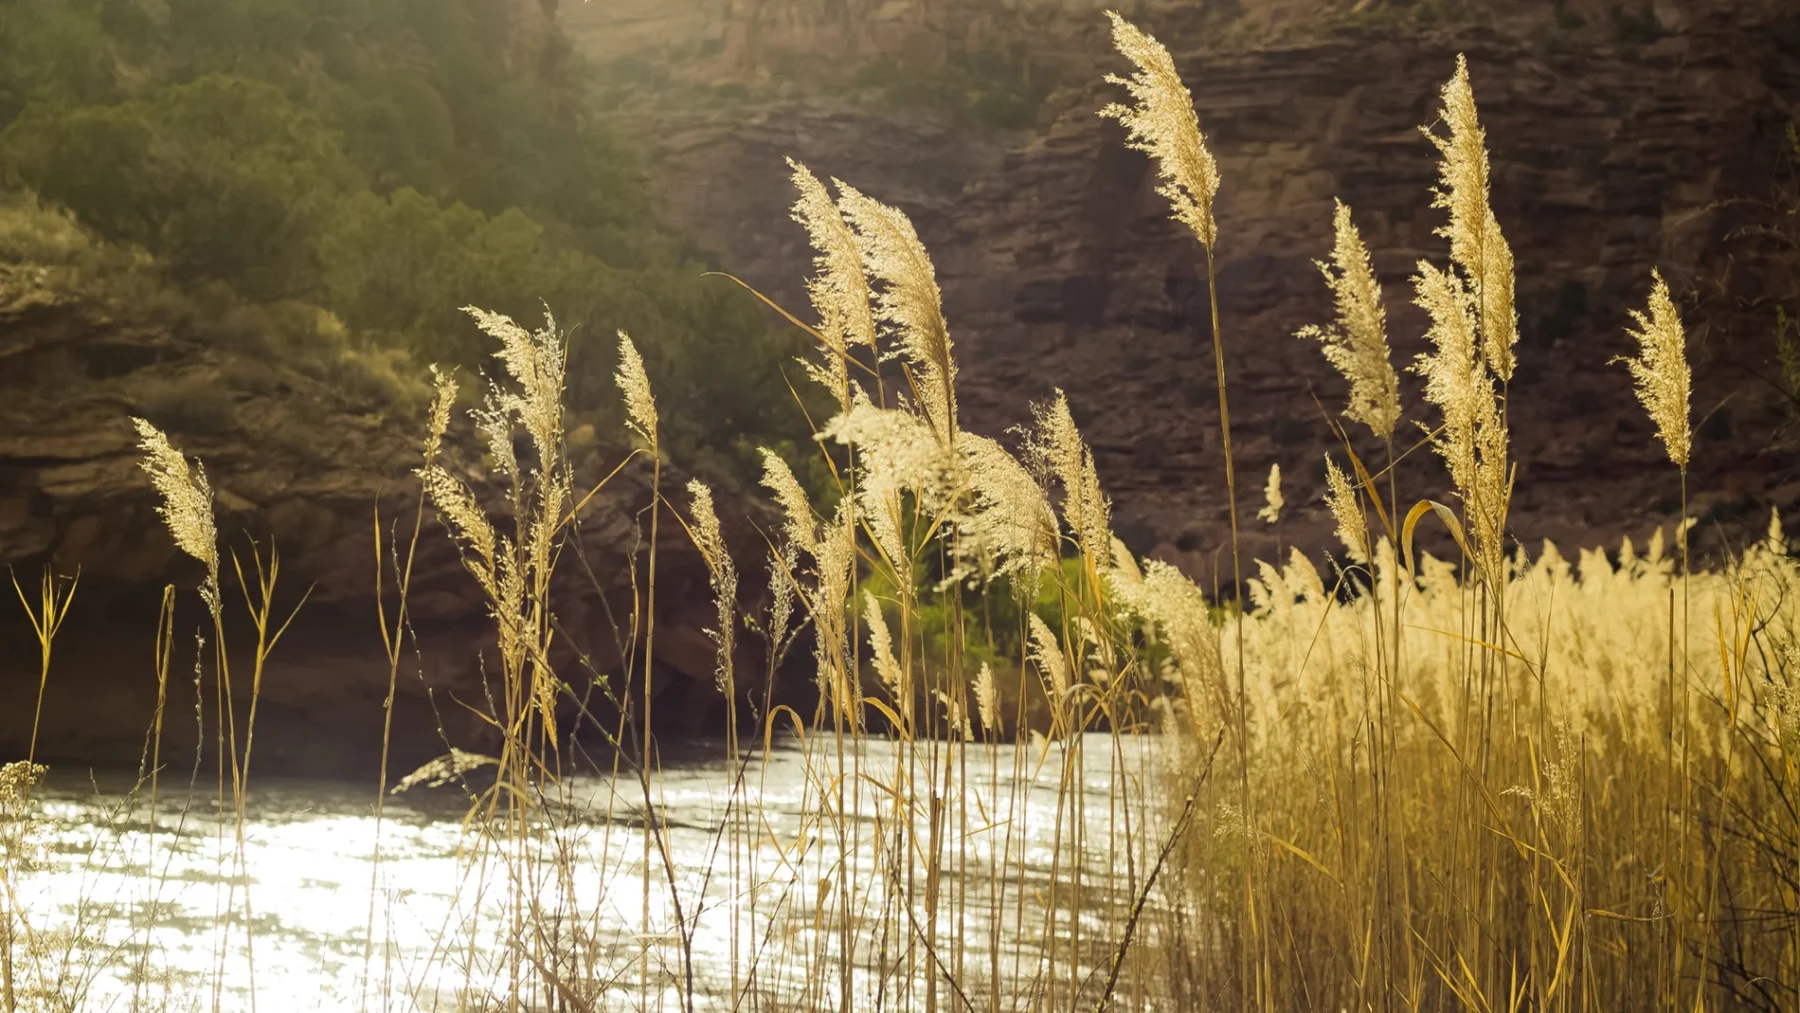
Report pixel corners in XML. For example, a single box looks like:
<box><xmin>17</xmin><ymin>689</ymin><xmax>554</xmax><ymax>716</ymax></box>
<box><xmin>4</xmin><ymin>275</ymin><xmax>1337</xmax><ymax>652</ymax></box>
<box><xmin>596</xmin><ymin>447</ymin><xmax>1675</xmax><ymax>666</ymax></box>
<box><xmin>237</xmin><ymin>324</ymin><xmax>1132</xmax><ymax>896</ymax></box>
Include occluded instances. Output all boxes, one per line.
<box><xmin>0</xmin><ymin>271</ymin><xmax>757</xmax><ymax>776</ymax></box>
<box><xmin>569</xmin><ymin>0</ymin><xmax>1800</xmax><ymax>578</ymax></box>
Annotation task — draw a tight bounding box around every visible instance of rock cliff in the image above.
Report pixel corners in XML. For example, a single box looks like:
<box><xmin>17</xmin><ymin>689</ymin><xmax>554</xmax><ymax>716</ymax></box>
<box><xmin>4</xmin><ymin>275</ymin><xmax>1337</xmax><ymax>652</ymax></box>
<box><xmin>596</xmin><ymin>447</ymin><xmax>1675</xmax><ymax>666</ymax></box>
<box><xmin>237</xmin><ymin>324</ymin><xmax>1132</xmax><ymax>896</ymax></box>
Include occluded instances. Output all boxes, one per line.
<box><xmin>0</xmin><ymin>265</ymin><xmax>754</xmax><ymax>776</ymax></box>
<box><xmin>568</xmin><ymin>0</ymin><xmax>1800</xmax><ymax>577</ymax></box>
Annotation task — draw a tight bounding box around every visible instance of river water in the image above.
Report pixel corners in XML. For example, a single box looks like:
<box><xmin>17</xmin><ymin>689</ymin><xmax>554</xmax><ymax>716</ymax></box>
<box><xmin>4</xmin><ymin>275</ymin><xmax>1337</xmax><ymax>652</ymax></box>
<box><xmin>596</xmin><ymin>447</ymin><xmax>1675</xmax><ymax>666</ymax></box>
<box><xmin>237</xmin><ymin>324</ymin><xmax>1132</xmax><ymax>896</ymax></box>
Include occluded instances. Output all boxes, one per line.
<box><xmin>10</xmin><ymin>734</ymin><xmax>1175</xmax><ymax>1012</ymax></box>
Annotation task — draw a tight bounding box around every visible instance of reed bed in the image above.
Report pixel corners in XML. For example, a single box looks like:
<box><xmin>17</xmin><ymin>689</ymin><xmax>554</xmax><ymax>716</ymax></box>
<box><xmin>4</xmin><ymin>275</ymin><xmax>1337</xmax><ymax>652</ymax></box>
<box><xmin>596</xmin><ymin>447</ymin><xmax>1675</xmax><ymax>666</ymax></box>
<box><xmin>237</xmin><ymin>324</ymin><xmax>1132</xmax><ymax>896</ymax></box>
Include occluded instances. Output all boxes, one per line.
<box><xmin>3</xmin><ymin>11</ymin><xmax>1797</xmax><ymax>1012</ymax></box>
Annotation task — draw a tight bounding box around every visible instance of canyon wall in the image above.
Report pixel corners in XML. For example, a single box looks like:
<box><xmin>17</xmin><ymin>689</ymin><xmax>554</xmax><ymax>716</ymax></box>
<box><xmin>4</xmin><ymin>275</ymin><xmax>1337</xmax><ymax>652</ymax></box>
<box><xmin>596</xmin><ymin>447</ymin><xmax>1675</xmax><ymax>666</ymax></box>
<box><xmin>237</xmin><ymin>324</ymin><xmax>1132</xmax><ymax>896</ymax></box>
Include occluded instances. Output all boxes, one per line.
<box><xmin>568</xmin><ymin>0</ymin><xmax>1800</xmax><ymax>575</ymax></box>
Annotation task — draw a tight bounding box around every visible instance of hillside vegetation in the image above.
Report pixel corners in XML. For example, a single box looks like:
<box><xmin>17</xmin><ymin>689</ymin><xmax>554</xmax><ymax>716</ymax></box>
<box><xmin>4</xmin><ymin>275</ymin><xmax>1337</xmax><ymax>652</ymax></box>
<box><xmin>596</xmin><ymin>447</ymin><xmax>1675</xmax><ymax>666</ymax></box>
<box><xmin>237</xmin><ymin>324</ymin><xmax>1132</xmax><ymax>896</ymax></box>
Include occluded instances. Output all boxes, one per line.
<box><xmin>0</xmin><ymin>0</ymin><xmax>810</xmax><ymax>470</ymax></box>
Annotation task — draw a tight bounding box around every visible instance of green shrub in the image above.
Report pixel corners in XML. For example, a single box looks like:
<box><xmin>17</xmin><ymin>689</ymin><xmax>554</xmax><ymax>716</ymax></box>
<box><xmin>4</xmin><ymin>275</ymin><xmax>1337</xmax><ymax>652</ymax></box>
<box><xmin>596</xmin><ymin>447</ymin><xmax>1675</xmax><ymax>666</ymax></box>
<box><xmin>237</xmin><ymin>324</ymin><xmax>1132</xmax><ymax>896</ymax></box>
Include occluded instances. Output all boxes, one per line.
<box><xmin>2</xmin><ymin>74</ymin><xmax>361</xmax><ymax>299</ymax></box>
<box><xmin>132</xmin><ymin>374</ymin><xmax>236</xmax><ymax>436</ymax></box>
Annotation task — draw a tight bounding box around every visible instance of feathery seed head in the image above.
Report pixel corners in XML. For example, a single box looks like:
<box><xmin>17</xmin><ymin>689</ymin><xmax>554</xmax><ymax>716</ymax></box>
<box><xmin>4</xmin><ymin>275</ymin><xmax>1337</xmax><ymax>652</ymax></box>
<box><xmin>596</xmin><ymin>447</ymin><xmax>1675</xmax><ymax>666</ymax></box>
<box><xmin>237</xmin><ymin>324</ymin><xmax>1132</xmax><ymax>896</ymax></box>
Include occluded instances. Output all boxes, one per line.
<box><xmin>766</xmin><ymin>544</ymin><xmax>797</xmax><ymax>654</ymax></box>
<box><xmin>615</xmin><ymin>330</ymin><xmax>658</xmax><ymax>444</ymax></box>
<box><xmin>758</xmin><ymin>449</ymin><xmax>819</xmax><ymax>557</ymax></box>
<box><xmin>424</xmin><ymin>364</ymin><xmax>458</xmax><ymax>461</ymax></box>
<box><xmin>1412</xmin><ymin>260</ymin><xmax>1509</xmax><ymax>580</ymax></box>
<box><xmin>1100</xmin><ymin>12</ymin><xmax>1221</xmax><ymax>248</ymax></box>
<box><xmin>1258</xmin><ymin>463</ymin><xmax>1284</xmax><ymax>525</ymax></box>
<box><xmin>1028</xmin><ymin>612</ymin><xmax>1071</xmax><ymax>701</ymax></box>
<box><xmin>688</xmin><ymin>480</ymin><xmax>738</xmax><ymax>693</ymax></box>
<box><xmin>132</xmin><ymin>418</ymin><xmax>220</xmax><ymax>612</ymax></box>
<box><xmin>417</xmin><ymin>463</ymin><xmax>500</xmax><ymax>601</ymax></box>
<box><xmin>1029</xmin><ymin>390</ymin><xmax>1112</xmax><ymax>563</ymax></box>
<box><xmin>1109</xmin><ymin>536</ymin><xmax>1144</xmax><ymax>585</ymax></box>
<box><xmin>1324</xmin><ymin>455</ymin><xmax>1370</xmax><ymax>563</ymax></box>
<box><xmin>1615</xmin><ymin>270</ymin><xmax>1691</xmax><ymax>469</ymax></box>
<box><xmin>1424</xmin><ymin>56</ymin><xmax>1491</xmax><ymax>286</ymax></box>
<box><xmin>960</xmin><ymin>433</ymin><xmax>1060</xmax><ymax>593</ymax></box>
<box><xmin>1109</xmin><ymin>558</ymin><xmax>1225</xmax><ymax>734</ymax></box>
<box><xmin>687</xmin><ymin>479</ymin><xmax>728</xmax><ymax>570</ymax></box>
<box><xmin>822</xmin><ymin>401</ymin><xmax>958</xmax><ymax>586</ymax></box>
<box><xmin>808</xmin><ymin>510</ymin><xmax>858</xmax><ymax>720</ymax></box>
<box><xmin>935</xmin><ymin>687</ymin><xmax>974</xmax><ymax>742</ymax></box>
<box><xmin>1479</xmin><ymin>210</ymin><xmax>1519</xmax><ymax>381</ymax></box>
<box><xmin>473</xmin><ymin>394</ymin><xmax>518</xmax><ymax>482</ymax></box>
<box><xmin>832</xmin><ymin>180</ymin><xmax>957</xmax><ymax>442</ymax></box>
<box><xmin>1297</xmin><ymin>200</ymin><xmax>1401</xmax><ymax>439</ymax></box>
<box><xmin>863</xmin><ymin>590</ymin><xmax>910</xmax><ymax>723</ymax></box>
<box><xmin>974</xmin><ymin>662</ymin><xmax>1001</xmax><ymax>735</ymax></box>
<box><xmin>463</xmin><ymin>307</ymin><xmax>564</xmax><ymax>474</ymax></box>
<box><xmin>1422</xmin><ymin>58</ymin><xmax>1519</xmax><ymax>382</ymax></box>
<box><xmin>1412</xmin><ymin>261</ymin><xmax>1482</xmax><ymax>465</ymax></box>
<box><xmin>789</xmin><ymin>158</ymin><xmax>876</xmax><ymax>411</ymax></box>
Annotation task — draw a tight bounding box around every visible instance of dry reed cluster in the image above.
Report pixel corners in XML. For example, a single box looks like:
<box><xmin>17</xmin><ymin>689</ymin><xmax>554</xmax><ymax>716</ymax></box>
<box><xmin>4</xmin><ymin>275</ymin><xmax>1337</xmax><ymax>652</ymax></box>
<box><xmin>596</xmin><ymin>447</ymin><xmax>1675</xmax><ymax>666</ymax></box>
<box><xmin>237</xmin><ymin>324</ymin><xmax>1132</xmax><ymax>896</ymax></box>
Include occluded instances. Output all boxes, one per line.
<box><xmin>4</xmin><ymin>10</ymin><xmax>1795</xmax><ymax>1013</ymax></box>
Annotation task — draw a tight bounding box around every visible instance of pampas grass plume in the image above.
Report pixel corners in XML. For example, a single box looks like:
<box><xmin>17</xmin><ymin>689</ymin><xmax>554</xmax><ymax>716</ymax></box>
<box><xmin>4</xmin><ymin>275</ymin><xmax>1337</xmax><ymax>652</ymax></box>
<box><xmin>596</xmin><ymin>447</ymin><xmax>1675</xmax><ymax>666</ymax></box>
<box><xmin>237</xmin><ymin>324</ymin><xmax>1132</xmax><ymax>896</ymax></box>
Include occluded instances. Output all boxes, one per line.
<box><xmin>759</xmin><ymin>449</ymin><xmax>819</xmax><ymax>557</ymax></box>
<box><xmin>1324</xmin><ymin>454</ymin><xmax>1370</xmax><ymax>563</ymax></box>
<box><xmin>1030</xmin><ymin>390</ymin><xmax>1112</xmax><ymax>562</ymax></box>
<box><xmin>1296</xmin><ymin>199</ymin><xmax>1401</xmax><ymax>440</ymax></box>
<box><xmin>1029</xmin><ymin>612</ymin><xmax>1071</xmax><ymax>701</ymax></box>
<box><xmin>615</xmin><ymin>330</ymin><xmax>658</xmax><ymax>443</ymax></box>
<box><xmin>833</xmin><ymin>180</ymin><xmax>957</xmax><ymax>443</ymax></box>
<box><xmin>464</xmin><ymin>307</ymin><xmax>564</xmax><ymax>469</ymax></box>
<box><xmin>1100</xmin><ymin>11</ymin><xmax>1220</xmax><ymax>248</ymax></box>
<box><xmin>1423</xmin><ymin>56</ymin><xmax>1517</xmax><ymax>380</ymax></box>
<box><xmin>863</xmin><ymin>589</ymin><xmax>908</xmax><ymax>720</ymax></box>
<box><xmin>789</xmin><ymin>158</ymin><xmax>875</xmax><ymax>410</ymax></box>
<box><xmin>688</xmin><ymin>480</ymin><xmax>737</xmax><ymax>693</ymax></box>
<box><xmin>132</xmin><ymin>418</ymin><xmax>220</xmax><ymax>610</ymax></box>
<box><xmin>1616</xmin><ymin>269</ymin><xmax>1691</xmax><ymax>469</ymax></box>
<box><xmin>974</xmin><ymin>662</ymin><xmax>1000</xmax><ymax>735</ymax></box>
<box><xmin>1258</xmin><ymin>463</ymin><xmax>1284</xmax><ymax>525</ymax></box>
<box><xmin>424</xmin><ymin>364</ymin><xmax>457</xmax><ymax>460</ymax></box>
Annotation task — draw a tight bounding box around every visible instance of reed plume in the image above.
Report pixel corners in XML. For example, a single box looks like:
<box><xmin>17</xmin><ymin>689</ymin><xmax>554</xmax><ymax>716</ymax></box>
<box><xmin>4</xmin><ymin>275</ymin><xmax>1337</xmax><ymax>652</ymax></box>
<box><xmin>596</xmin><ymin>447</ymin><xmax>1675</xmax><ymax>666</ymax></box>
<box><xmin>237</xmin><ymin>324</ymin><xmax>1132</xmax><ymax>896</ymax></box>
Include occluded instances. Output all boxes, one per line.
<box><xmin>1109</xmin><ymin>556</ymin><xmax>1226</xmax><ymax>733</ymax></box>
<box><xmin>1324</xmin><ymin>455</ymin><xmax>1370</xmax><ymax>563</ymax></box>
<box><xmin>1258</xmin><ymin>463</ymin><xmax>1284</xmax><ymax>525</ymax></box>
<box><xmin>1412</xmin><ymin>261</ymin><xmax>1508</xmax><ymax>580</ymax></box>
<box><xmin>863</xmin><ymin>589</ymin><xmax>910</xmax><ymax>724</ymax></box>
<box><xmin>821</xmin><ymin>399</ymin><xmax>957</xmax><ymax>584</ymax></box>
<box><xmin>1028</xmin><ymin>612</ymin><xmax>1071</xmax><ymax>702</ymax></box>
<box><xmin>424</xmin><ymin>364</ymin><xmax>458</xmax><ymax>459</ymax></box>
<box><xmin>833</xmin><ymin>181</ymin><xmax>956</xmax><ymax>443</ymax></box>
<box><xmin>960</xmin><ymin>432</ymin><xmax>1060</xmax><ymax>591</ymax></box>
<box><xmin>1615</xmin><ymin>269</ymin><xmax>1691</xmax><ymax>469</ymax></box>
<box><xmin>809</xmin><ymin>511</ymin><xmax>857</xmax><ymax>719</ymax></box>
<box><xmin>1296</xmin><ymin>199</ymin><xmax>1401</xmax><ymax>440</ymax></box>
<box><xmin>1099</xmin><ymin>11</ymin><xmax>1219</xmax><ymax>248</ymax></box>
<box><xmin>417</xmin><ymin>465</ymin><xmax>500</xmax><ymax>600</ymax></box>
<box><xmin>788</xmin><ymin>158</ymin><xmax>876</xmax><ymax>411</ymax></box>
<box><xmin>132</xmin><ymin>418</ymin><xmax>220</xmax><ymax>615</ymax></box>
<box><xmin>1479</xmin><ymin>210</ymin><xmax>1518</xmax><ymax>381</ymax></box>
<box><xmin>1028</xmin><ymin>390</ymin><xmax>1112</xmax><ymax>565</ymax></box>
<box><xmin>616</xmin><ymin>330</ymin><xmax>659</xmax><ymax>444</ymax></box>
<box><xmin>759</xmin><ymin>449</ymin><xmax>820</xmax><ymax>557</ymax></box>
<box><xmin>973</xmin><ymin>662</ymin><xmax>1000</xmax><ymax>736</ymax></box>
<box><xmin>1415</xmin><ymin>59</ymin><xmax>1515</xmax><ymax>586</ymax></box>
<box><xmin>688</xmin><ymin>480</ymin><xmax>737</xmax><ymax>693</ymax></box>
<box><xmin>464</xmin><ymin>307</ymin><xmax>565</xmax><ymax>476</ymax></box>
<box><xmin>1423</xmin><ymin>56</ymin><xmax>1517</xmax><ymax>380</ymax></box>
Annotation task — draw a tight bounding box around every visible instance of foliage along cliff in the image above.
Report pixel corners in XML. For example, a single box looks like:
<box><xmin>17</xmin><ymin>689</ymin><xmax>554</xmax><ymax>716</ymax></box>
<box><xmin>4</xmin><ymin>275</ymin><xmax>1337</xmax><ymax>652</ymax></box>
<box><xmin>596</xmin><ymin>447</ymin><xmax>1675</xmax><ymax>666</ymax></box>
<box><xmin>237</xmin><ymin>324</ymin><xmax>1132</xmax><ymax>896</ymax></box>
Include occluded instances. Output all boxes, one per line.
<box><xmin>568</xmin><ymin>0</ymin><xmax>1800</xmax><ymax>578</ymax></box>
<box><xmin>0</xmin><ymin>0</ymin><xmax>789</xmax><ymax>773</ymax></box>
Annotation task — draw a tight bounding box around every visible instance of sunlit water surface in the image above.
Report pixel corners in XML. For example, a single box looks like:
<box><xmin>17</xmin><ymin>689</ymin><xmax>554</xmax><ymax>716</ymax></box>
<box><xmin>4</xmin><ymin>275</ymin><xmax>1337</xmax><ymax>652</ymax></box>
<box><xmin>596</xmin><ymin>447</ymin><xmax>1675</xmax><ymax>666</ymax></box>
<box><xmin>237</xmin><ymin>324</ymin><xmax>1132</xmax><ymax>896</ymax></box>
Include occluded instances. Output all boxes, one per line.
<box><xmin>18</xmin><ymin>734</ymin><xmax>1173</xmax><ymax>1011</ymax></box>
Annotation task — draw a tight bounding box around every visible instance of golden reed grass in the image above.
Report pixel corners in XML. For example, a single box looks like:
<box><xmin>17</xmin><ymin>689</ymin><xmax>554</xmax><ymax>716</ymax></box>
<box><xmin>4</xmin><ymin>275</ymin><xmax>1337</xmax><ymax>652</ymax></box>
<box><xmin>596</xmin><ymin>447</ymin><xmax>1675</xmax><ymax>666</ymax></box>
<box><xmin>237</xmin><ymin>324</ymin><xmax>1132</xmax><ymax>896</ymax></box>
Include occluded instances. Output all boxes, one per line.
<box><xmin>5</xmin><ymin>11</ymin><xmax>1796</xmax><ymax>1013</ymax></box>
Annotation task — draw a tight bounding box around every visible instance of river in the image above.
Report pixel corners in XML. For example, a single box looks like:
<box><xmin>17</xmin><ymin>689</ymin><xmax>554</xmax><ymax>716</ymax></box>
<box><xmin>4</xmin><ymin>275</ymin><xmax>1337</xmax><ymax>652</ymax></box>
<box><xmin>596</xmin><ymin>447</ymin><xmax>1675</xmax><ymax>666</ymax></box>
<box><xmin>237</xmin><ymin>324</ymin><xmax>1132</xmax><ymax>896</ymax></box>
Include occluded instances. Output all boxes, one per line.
<box><xmin>8</xmin><ymin>733</ymin><xmax>1177</xmax><ymax>1012</ymax></box>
